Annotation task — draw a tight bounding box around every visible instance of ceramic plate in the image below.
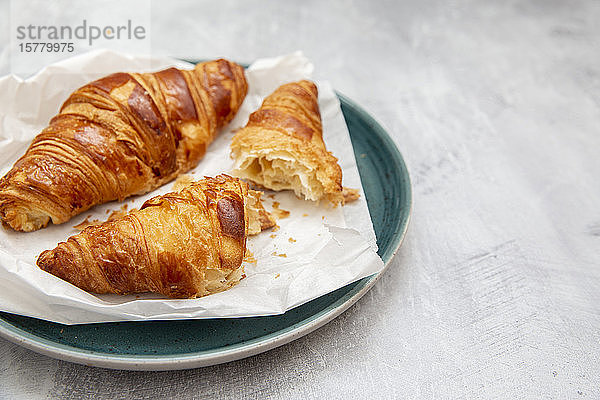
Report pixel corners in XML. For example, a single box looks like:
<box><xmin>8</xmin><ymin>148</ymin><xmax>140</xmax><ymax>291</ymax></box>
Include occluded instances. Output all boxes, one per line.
<box><xmin>0</xmin><ymin>92</ymin><xmax>411</xmax><ymax>370</ymax></box>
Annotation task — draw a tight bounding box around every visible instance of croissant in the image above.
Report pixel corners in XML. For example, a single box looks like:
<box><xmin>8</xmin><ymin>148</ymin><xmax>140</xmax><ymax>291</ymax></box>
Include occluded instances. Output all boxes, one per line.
<box><xmin>37</xmin><ymin>175</ymin><xmax>272</xmax><ymax>298</ymax></box>
<box><xmin>0</xmin><ymin>59</ymin><xmax>248</xmax><ymax>232</ymax></box>
<box><xmin>230</xmin><ymin>80</ymin><xmax>348</xmax><ymax>204</ymax></box>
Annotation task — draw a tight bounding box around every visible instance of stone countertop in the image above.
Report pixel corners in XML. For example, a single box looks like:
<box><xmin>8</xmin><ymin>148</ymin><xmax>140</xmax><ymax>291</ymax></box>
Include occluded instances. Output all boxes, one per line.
<box><xmin>0</xmin><ymin>0</ymin><xmax>599</xmax><ymax>398</ymax></box>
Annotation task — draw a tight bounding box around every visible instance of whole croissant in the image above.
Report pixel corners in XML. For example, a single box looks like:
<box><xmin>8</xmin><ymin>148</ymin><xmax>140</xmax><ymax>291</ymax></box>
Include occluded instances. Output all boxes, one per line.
<box><xmin>0</xmin><ymin>59</ymin><xmax>248</xmax><ymax>232</ymax></box>
<box><xmin>37</xmin><ymin>175</ymin><xmax>270</xmax><ymax>298</ymax></box>
<box><xmin>230</xmin><ymin>80</ymin><xmax>348</xmax><ymax>204</ymax></box>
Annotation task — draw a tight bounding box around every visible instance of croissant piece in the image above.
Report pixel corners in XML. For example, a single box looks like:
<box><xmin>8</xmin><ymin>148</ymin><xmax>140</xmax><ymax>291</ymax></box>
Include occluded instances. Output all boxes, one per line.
<box><xmin>37</xmin><ymin>175</ymin><xmax>269</xmax><ymax>298</ymax></box>
<box><xmin>245</xmin><ymin>189</ymin><xmax>276</xmax><ymax>234</ymax></box>
<box><xmin>230</xmin><ymin>80</ymin><xmax>345</xmax><ymax>204</ymax></box>
<box><xmin>0</xmin><ymin>59</ymin><xmax>248</xmax><ymax>232</ymax></box>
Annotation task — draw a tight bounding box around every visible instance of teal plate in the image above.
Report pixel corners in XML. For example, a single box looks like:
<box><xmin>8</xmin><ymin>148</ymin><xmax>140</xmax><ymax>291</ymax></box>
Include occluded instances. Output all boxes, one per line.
<box><xmin>0</xmin><ymin>93</ymin><xmax>412</xmax><ymax>370</ymax></box>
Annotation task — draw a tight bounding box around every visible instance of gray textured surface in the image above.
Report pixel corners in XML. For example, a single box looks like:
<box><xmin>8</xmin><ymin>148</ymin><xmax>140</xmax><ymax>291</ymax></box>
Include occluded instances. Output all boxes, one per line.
<box><xmin>1</xmin><ymin>0</ymin><xmax>600</xmax><ymax>398</ymax></box>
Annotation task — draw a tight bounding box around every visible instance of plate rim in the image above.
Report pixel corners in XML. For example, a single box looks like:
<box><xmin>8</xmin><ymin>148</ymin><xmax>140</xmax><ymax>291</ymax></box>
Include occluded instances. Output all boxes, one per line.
<box><xmin>0</xmin><ymin>92</ymin><xmax>412</xmax><ymax>370</ymax></box>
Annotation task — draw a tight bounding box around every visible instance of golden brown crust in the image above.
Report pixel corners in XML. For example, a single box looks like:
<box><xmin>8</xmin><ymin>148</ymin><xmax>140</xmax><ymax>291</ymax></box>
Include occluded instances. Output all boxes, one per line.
<box><xmin>230</xmin><ymin>80</ymin><xmax>344</xmax><ymax>204</ymax></box>
<box><xmin>0</xmin><ymin>60</ymin><xmax>248</xmax><ymax>232</ymax></box>
<box><xmin>37</xmin><ymin>175</ymin><xmax>253</xmax><ymax>298</ymax></box>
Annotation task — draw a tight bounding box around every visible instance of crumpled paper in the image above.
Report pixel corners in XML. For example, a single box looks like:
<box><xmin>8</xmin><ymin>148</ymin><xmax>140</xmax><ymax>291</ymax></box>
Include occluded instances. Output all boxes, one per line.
<box><xmin>0</xmin><ymin>50</ymin><xmax>382</xmax><ymax>324</ymax></box>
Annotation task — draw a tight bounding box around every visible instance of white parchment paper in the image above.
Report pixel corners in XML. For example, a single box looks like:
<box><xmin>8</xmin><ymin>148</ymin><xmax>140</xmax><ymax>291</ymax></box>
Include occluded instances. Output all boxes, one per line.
<box><xmin>0</xmin><ymin>50</ymin><xmax>382</xmax><ymax>324</ymax></box>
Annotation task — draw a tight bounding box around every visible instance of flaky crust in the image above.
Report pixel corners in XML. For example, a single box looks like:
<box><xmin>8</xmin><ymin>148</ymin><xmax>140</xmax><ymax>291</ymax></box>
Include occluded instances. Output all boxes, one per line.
<box><xmin>37</xmin><ymin>175</ymin><xmax>255</xmax><ymax>298</ymax></box>
<box><xmin>230</xmin><ymin>80</ymin><xmax>344</xmax><ymax>204</ymax></box>
<box><xmin>0</xmin><ymin>59</ymin><xmax>248</xmax><ymax>232</ymax></box>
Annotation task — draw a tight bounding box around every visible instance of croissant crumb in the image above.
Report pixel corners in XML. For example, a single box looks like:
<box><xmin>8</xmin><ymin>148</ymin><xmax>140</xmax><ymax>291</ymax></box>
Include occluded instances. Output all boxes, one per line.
<box><xmin>342</xmin><ymin>187</ymin><xmax>360</xmax><ymax>204</ymax></box>
<box><xmin>271</xmin><ymin>201</ymin><xmax>290</xmax><ymax>220</ymax></box>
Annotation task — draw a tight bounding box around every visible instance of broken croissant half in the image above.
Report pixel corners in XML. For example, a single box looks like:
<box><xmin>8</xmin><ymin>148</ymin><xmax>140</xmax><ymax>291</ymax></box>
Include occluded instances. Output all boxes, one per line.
<box><xmin>37</xmin><ymin>175</ymin><xmax>274</xmax><ymax>299</ymax></box>
<box><xmin>231</xmin><ymin>80</ymin><xmax>358</xmax><ymax>205</ymax></box>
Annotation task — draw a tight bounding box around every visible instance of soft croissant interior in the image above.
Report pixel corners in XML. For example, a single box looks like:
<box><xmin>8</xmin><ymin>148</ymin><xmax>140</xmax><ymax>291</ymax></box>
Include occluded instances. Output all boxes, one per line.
<box><xmin>0</xmin><ymin>205</ymin><xmax>50</xmax><ymax>233</ymax></box>
<box><xmin>235</xmin><ymin>150</ymin><xmax>327</xmax><ymax>202</ymax></box>
<box><xmin>203</xmin><ymin>263</ymin><xmax>245</xmax><ymax>296</ymax></box>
